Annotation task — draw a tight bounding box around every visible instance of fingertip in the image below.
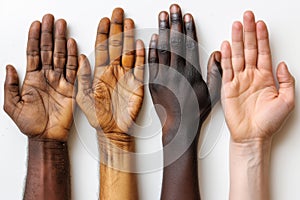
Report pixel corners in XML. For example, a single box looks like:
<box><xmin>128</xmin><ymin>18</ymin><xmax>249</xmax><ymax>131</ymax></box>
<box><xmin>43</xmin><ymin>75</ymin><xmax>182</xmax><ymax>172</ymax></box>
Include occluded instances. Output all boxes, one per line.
<box><xmin>67</xmin><ymin>38</ymin><xmax>77</xmax><ymax>48</ymax></box>
<box><xmin>97</xmin><ymin>17</ymin><xmax>110</xmax><ymax>33</ymax></box>
<box><xmin>150</xmin><ymin>34</ymin><xmax>158</xmax><ymax>48</ymax></box>
<box><xmin>256</xmin><ymin>20</ymin><xmax>267</xmax><ymax>31</ymax></box>
<box><xmin>6</xmin><ymin>64</ymin><xmax>13</xmax><ymax>71</ymax></box>
<box><xmin>243</xmin><ymin>10</ymin><xmax>255</xmax><ymax>21</ymax></box>
<box><xmin>101</xmin><ymin>17</ymin><xmax>110</xmax><ymax>24</ymax></box>
<box><xmin>42</xmin><ymin>13</ymin><xmax>54</xmax><ymax>22</ymax></box>
<box><xmin>232</xmin><ymin>21</ymin><xmax>243</xmax><ymax>30</ymax></box>
<box><xmin>124</xmin><ymin>18</ymin><xmax>134</xmax><ymax>27</ymax></box>
<box><xmin>214</xmin><ymin>51</ymin><xmax>221</xmax><ymax>63</ymax></box>
<box><xmin>30</xmin><ymin>20</ymin><xmax>41</xmax><ymax>28</ymax></box>
<box><xmin>56</xmin><ymin>19</ymin><xmax>67</xmax><ymax>27</ymax></box>
<box><xmin>169</xmin><ymin>4</ymin><xmax>181</xmax><ymax>13</ymax></box>
<box><xmin>159</xmin><ymin>11</ymin><xmax>169</xmax><ymax>21</ymax></box>
<box><xmin>277</xmin><ymin>61</ymin><xmax>288</xmax><ymax>74</ymax></box>
<box><xmin>221</xmin><ymin>41</ymin><xmax>230</xmax><ymax>52</ymax></box>
<box><xmin>78</xmin><ymin>54</ymin><xmax>87</xmax><ymax>65</ymax></box>
<box><xmin>136</xmin><ymin>39</ymin><xmax>145</xmax><ymax>50</ymax></box>
<box><xmin>111</xmin><ymin>7</ymin><xmax>124</xmax><ymax>23</ymax></box>
<box><xmin>151</xmin><ymin>33</ymin><xmax>159</xmax><ymax>41</ymax></box>
<box><xmin>124</xmin><ymin>18</ymin><xmax>135</xmax><ymax>36</ymax></box>
<box><xmin>183</xmin><ymin>13</ymin><xmax>193</xmax><ymax>23</ymax></box>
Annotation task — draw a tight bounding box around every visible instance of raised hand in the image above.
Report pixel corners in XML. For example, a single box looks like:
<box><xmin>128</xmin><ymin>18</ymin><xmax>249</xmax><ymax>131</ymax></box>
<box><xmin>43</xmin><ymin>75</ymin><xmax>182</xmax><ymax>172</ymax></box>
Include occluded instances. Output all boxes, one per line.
<box><xmin>149</xmin><ymin>4</ymin><xmax>222</xmax><ymax>151</ymax></box>
<box><xmin>4</xmin><ymin>14</ymin><xmax>78</xmax><ymax>200</ymax></box>
<box><xmin>221</xmin><ymin>11</ymin><xmax>295</xmax><ymax>142</ymax></box>
<box><xmin>148</xmin><ymin>4</ymin><xmax>222</xmax><ymax>200</ymax></box>
<box><xmin>221</xmin><ymin>11</ymin><xmax>295</xmax><ymax>200</ymax></box>
<box><xmin>76</xmin><ymin>8</ymin><xmax>145</xmax><ymax>150</ymax></box>
<box><xmin>76</xmin><ymin>8</ymin><xmax>144</xmax><ymax>200</ymax></box>
<box><xmin>4</xmin><ymin>14</ymin><xmax>78</xmax><ymax>141</ymax></box>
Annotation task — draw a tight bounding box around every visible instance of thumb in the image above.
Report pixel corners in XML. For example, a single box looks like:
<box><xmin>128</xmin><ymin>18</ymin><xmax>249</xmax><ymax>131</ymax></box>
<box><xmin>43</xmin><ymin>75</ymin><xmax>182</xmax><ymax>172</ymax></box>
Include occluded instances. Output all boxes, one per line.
<box><xmin>277</xmin><ymin>62</ymin><xmax>295</xmax><ymax>111</ymax></box>
<box><xmin>4</xmin><ymin>65</ymin><xmax>21</xmax><ymax>117</ymax></box>
<box><xmin>207</xmin><ymin>51</ymin><xmax>222</xmax><ymax>107</ymax></box>
<box><xmin>77</xmin><ymin>54</ymin><xmax>92</xmax><ymax>93</ymax></box>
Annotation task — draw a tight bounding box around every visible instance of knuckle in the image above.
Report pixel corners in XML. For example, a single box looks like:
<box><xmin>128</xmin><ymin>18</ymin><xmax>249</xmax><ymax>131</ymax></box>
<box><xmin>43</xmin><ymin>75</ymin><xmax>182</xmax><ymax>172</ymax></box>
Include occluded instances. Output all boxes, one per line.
<box><xmin>109</xmin><ymin>39</ymin><xmax>122</xmax><ymax>47</ymax></box>
<box><xmin>186</xmin><ymin>39</ymin><xmax>197</xmax><ymax>50</ymax></box>
<box><xmin>170</xmin><ymin>37</ymin><xmax>184</xmax><ymax>49</ymax></box>
<box><xmin>149</xmin><ymin>57</ymin><xmax>158</xmax><ymax>64</ymax></box>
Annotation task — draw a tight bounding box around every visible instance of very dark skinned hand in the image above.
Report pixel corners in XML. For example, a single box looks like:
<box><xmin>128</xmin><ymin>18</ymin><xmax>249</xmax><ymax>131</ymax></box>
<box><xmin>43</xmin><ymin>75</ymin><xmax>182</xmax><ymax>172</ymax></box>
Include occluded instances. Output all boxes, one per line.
<box><xmin>148</xmin><ymin>4</ymin><xmax>222</xmax><ymax>200</ymax></box>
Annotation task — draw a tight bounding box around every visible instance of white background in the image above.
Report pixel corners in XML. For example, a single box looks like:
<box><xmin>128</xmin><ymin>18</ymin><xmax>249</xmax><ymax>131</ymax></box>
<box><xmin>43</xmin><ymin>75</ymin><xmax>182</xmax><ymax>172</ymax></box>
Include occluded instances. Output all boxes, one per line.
<box><xmin>0</xmin><ymin>0</ymin><xmax>299</xmax><ymax>199</ymax></box>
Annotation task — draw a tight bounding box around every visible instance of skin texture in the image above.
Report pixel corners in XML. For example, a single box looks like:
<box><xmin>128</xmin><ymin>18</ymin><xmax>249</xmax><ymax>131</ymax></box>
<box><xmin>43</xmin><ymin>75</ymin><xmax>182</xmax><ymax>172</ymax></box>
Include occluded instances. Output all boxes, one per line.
<box><xmin>4</xmin><ymin>14</ymin><xmax>78</xmax><ymax>200</ymax></box>
<box><xmin>76</xmin><ymin>8</ymin><xmax>144</xmax><ymax>200</ymax></box>
<box><xmin>220</xmin><ymin>11</ymin><xmax>295</xmax><ymax>200</ymax></box>
<box><xmin>148</xmin><ymin>4</ymin><xmax>222</xmax><ymax>200</ymax></box>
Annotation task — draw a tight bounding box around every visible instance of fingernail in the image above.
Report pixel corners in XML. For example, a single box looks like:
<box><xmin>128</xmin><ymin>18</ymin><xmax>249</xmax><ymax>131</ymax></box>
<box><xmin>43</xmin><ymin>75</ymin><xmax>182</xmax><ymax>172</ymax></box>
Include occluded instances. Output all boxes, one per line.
<box><xmin>170</xmin><ymin>4</ymin><xmax>180</xmax><ymax>13</ymax></box>
<box><xmin>214</xmin><ymin>52</ymin><xmax>221</xmax><ymax>63</ymax></box>
<box><xmin>159</xmin><ymin>11</ymin><xmax>168</xmax><ymax>21</ymax></box>
<box><xmin>279</xmin><ymin>62</ymin><xmax>287</xmax><ymax>74</ymax></box>
<box><xmin>184</xmin><ymin>14</ymin><xmax>192</xmax><ymax>23</ymax></box>
<box><xmin>151</xmin><ymin>34</ymin><xmax>158</xmax><ymax>41</ymax></box>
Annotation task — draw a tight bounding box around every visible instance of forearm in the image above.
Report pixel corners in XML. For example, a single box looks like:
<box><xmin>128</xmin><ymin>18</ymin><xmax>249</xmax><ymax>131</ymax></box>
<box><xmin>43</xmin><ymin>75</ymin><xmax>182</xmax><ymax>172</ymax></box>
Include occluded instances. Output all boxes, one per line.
<box><xmin>98</xmin><ymin>132</ymin><xmax>138</xmax><ymax>200</ymax></box>
<box><xmin>161</xmin><ymin>128</ymin><xmax>200</xmax><ymax>200</ymax></box>
<box><xmin>229</xmin><ymin>139</ymin><xmax>272</xmax><ymax>200</ymax></box>
<box><xmin>24</xmin><ymin>138</ymin><xmax>70</xmax><ymax>200</ymax></box>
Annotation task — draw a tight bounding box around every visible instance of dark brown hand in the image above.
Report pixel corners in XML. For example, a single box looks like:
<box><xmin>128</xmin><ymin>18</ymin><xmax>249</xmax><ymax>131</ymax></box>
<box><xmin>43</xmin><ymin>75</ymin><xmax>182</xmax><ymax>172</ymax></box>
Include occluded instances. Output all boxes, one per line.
<box><xmin>4</xmin><ymin>14</ymin><xmax>78</xmax><ymax>200</ymax></box>
<box><xmin>148</xmin><ymin>4</ymin><xmax>222</xmax><ymax>200</ymax></box>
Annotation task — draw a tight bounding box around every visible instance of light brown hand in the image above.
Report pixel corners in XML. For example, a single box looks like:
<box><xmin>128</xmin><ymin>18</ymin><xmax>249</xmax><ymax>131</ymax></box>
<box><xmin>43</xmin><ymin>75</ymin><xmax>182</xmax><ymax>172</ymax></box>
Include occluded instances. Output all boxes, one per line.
<box><xmin>76</xmin><ymin>8</ymin><xmax>145</xmax><ymax>149</ymax></box>
<box><xmin>221</xmin><ymin>11</ymin><xmax>295</xmax><ymax>142</ymax></box>
<box><xmin>4</xmin><ymin>14</ymin><xmax>78</xmax><ymax>141</ymax></box>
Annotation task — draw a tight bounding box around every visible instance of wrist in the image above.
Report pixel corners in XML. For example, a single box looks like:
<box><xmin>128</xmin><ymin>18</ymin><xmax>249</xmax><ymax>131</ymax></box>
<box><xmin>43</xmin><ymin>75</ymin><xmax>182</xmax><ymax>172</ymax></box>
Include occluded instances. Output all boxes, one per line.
<box><xmin>27</xmin><ymin>138</ymin><xmax>69</xmax><ymax>161</ymax></box>
<box><xmin>230</xmin><ymin>138</ymin><xmax>272</xmax><ymax>158</ymax></box>
<box><xmin>25</xmin><ymin>138</ymin><xmax>70</xmax><ymax>200</ymax></box>
<box><xmin>229</xmin><ymin>138</ymin><xmax>271</xmax><ymax>200</ymax></box>
<box><xmin>97</xmin><ymin>131</ymin><xmax>136</xmax><ymax>171</ymax></box>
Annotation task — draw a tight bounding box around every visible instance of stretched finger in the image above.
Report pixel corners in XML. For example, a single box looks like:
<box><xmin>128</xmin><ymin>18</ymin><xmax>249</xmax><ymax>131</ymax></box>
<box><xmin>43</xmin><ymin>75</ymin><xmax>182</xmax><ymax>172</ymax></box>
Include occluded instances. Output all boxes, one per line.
<box><xmin>158</xmin><ymin>11</ymin><xmax>170</xmax><ymax>66</ymax></box>
<box><xmin>169</xmin><ymin>4</ymin><xmax>185</xmax><ymax>71</ymax></box>
<box><xmin>53</xmin><ymin>19</ymin><xmax>67</xmax><ymax>74</ymax></box>
<box><xmin>243</xmin><ymin>11</ymin><xmax>257</xmax><ymax>69</ymax></box>
<box><xmin>95</xmin><ymin>17</ymin><xmax>110</xmax><ymax>80</ymax></box>
<box><xmin>231</xmin><ymin>21</ymin><xmax>244</xmax><ymax>72</ymax></box>
<box><xmin>109</xmin><ymin>8</ymin><xmax>124</xmax><ymax>65</ymax></box>
<box><xmin>4</xmin><ymin>65</ymin><xmax>21</xmax><ymax>118</ymax></box>
<box><xmin>221</xmin><ymin>41</ymin><xmax>233</xmax><ymax>83</ymax></box>
<box><xmin>184</xmin><ymin>14</ymin><xmax>200</xmax><ymax>73</ymax></box>
<box><xmin>134</xmin><ymin>40</ymin><xmax>145</xmax><ymax>82</ymax></box>
<box><xmin>256</xmin><ymin>21</ymin><xmax>272</xmax><ymax>71</ymax></box>
<box><xmin>148</xmin><ymin>34</ymin><xmax>159</xmax><ymax>82</ymax></box>
<box><xmin>41</xmin><ymin>14</ymin><xmax>54</xmax><ymax>70</ymax></box>
<box><xmin>26</xmin><ymin>21</ymin><xmax>41</xmax><ymax>72</ymax></box>
<box><xmin>122</xmin><ymin>18</ymin><xmax>135</xmax><ymax>70</ymax></box>
<box><xmin>66</xmin><ymin>38</ymin><xmax>78</xmax><ymax>84</ymax></box>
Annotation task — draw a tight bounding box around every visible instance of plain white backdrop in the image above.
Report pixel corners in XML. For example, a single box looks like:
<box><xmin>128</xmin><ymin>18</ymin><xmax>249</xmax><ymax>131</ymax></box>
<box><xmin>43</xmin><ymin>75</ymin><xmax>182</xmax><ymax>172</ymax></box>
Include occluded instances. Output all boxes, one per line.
<box><xmin>0</xmin><ymin>0</ymin><xmax>299</xmax><ymax>199</ymax></box>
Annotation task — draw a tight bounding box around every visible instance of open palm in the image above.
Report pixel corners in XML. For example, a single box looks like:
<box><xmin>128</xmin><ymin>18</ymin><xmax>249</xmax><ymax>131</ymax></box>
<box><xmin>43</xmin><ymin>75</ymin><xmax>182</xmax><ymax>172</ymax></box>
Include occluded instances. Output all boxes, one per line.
<box><xmin>76</xmin><ymin>9</ymin><xmax>145</xmax><ymax>145</ymax></box>
<box><xmin>4</xmin><ymin>15</ymin><xmax>78</xmax><ymax>141</ymax></box>
<box><xmin>221</xmin><ymin>11</ymin><xmax>295</xmax><ymax>142</ymax></box>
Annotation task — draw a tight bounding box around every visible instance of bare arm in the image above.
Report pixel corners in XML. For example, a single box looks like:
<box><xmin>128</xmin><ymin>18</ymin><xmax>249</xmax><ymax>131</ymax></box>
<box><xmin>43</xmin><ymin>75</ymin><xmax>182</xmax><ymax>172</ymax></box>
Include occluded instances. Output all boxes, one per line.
<box><xmin>24</xmin><ymin>139</ymin><xmax>70</xmax><ymax>200</ymax></box>
<box><xmin>148</xmin><ymin>4</ymin><xmax>222</xmax><ymax>200</ymax></box>
<box><xmin>220</xmin><ymin>11</ymin><xmax>295</xmax><ymax>200</ymax></box>
<box><xmin>4</xmin><ymin>14</ymin><xmax>78</xmax><ymax>200</ymax></box>
<box><xmin>76</xmin><ymin>8</ymin><xmax>145</xmax><ymax>200</ymax></box>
